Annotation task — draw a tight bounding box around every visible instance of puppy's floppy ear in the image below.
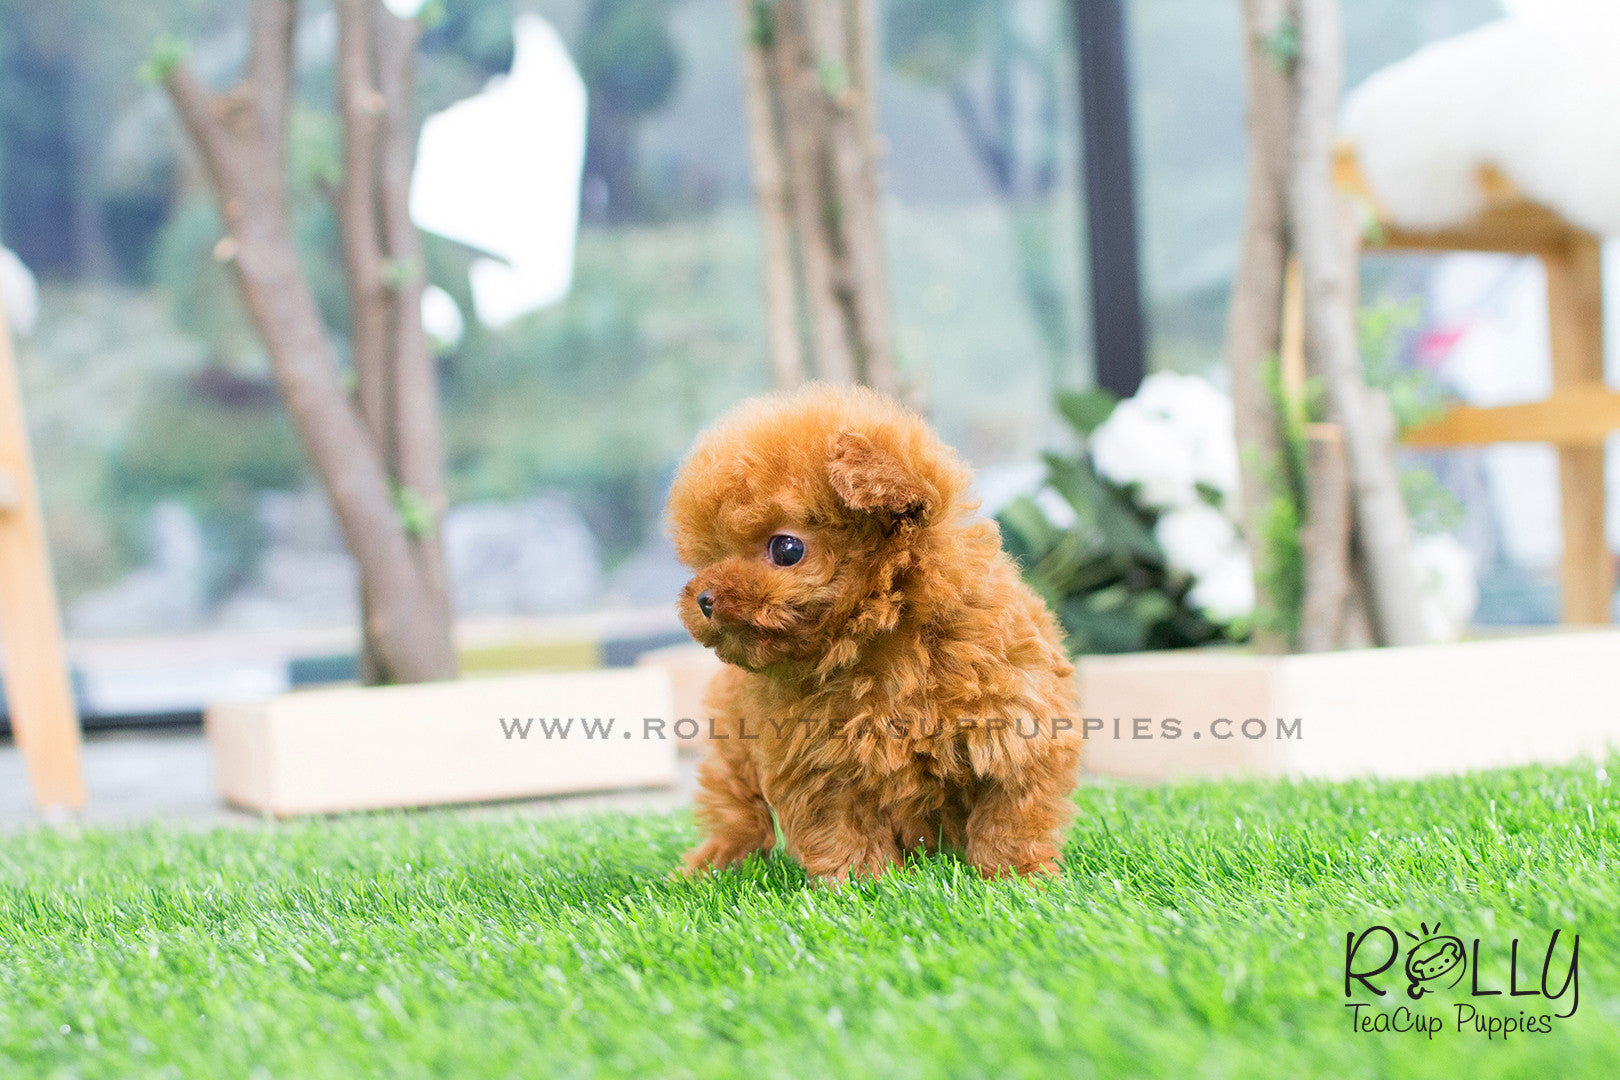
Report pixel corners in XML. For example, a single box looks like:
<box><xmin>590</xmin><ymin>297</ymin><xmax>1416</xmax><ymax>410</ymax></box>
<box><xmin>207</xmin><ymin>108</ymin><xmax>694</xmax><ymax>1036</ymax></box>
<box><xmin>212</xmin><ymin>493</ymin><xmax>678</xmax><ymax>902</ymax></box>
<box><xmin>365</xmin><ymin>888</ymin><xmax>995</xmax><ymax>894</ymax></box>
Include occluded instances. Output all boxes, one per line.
<box><xmin>828</xmin><ymin>431</ymin><xmax>937</xmax><ymax>523</ymax></box>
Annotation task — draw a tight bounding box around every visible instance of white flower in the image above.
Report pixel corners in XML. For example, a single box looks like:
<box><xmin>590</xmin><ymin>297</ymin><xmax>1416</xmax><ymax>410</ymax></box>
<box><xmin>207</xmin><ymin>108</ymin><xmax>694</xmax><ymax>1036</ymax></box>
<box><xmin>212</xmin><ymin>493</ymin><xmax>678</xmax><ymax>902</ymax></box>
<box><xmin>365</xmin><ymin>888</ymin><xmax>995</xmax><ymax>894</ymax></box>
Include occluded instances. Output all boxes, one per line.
<box><xmin>1090</xmin><ymin>399</ymin><xmax>1198</xmax><ymax>510</ymax></box>
<box><xmin>1133</xmin><ymin>371</ymin><xmax>1228</xmax><ymax>427</ymax></box>
<box><xmin>1090</xmin><ymin>372</ymin><xmax>1241</xmax><ymax>509</ymax></box>
<box><xmin>421</xmin><ymin>284</ymin><xmax>465</xmax><ymax>351</ymax></box>
<box><xmin>1187</xmin><ymin>415</ymin><xmax>1241</xmax><ymax>500</ymax></box>
<box><xmin>1139</xmin><ymin>373</ymin><xmax>1241</xmax><ymax>498</ymax></box>
<box><xmin>1188</xmin><ymin>549</ymin><xmax>1256</xmax><ymax>623</ymax></box>
<box><xmin>1153</xmin><ymin>503</ymin><xmax>1238</xmax><ymax>580</ymax></box>
<box><xmin>1413</xmin><ymin>533</ymin><xmax>1478</xmax><ymax>643</ymax></box>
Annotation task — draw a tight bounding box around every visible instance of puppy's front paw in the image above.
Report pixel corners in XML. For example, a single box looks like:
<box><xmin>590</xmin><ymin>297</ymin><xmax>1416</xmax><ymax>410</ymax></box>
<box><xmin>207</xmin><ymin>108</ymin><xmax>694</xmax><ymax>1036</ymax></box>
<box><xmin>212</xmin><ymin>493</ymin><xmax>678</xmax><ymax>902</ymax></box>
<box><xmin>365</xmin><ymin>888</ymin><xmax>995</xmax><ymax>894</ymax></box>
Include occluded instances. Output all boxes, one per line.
<box><xmin>676</xmin><ymin>840</ymin><xmax>756</xmax><ymax>879</ymax></box>
<box><xmin>967</xmin><ymin>838</ymin><xmax>1062</xmax><ymax>881</ymax></box>
<box><xmin>973</xmin><ymin>857</ymin><xmax>1060</xmax><ymax>881</ymax></box>
<box><xmin>806</xmin><ymin>846</ymin><xmax>900</xmax><ymax>887</ymax></box>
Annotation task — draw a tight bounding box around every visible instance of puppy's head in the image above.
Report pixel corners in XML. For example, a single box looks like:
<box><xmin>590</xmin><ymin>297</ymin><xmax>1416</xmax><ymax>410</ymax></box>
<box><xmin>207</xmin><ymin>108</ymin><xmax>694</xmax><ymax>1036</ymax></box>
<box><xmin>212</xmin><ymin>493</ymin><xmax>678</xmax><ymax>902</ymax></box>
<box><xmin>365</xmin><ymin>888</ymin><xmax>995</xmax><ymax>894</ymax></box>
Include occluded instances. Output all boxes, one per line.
<box><xmin>667</xmin><ymin>384</ymin><xmax>974</xmax><ymax>674</ymax></box>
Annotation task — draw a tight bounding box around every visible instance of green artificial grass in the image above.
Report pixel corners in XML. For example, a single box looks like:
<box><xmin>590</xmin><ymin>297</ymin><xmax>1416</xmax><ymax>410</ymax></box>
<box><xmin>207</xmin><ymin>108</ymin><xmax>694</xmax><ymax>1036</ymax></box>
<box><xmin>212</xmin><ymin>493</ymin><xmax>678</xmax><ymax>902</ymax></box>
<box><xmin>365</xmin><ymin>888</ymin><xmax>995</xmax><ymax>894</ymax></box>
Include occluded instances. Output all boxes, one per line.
<box><xmin>2</xmin><ymin>760</ymin><xmax>1618</xmax><ymax>1079</ymax></box>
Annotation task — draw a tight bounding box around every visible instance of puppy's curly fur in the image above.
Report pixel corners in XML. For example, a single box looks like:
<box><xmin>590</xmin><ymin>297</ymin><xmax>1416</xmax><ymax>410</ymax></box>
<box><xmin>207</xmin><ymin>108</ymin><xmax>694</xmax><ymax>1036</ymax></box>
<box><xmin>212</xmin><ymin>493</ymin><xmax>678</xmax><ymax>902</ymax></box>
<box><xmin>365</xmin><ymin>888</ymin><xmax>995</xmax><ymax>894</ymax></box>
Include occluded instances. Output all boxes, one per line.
<box><xmin>668</xmin><ymin>384</ymin><xmax>1081</xmax><ymax>882</ymax></box>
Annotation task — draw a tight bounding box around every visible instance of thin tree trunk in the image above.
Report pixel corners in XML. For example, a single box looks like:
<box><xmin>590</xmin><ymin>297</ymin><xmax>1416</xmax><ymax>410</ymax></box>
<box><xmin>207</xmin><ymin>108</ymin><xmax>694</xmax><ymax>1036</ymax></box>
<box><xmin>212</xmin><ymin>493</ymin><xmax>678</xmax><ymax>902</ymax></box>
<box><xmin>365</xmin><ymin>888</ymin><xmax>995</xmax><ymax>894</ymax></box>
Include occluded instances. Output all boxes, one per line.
<box><xmin>1298</xmin><ymin>422</ymin><xmax>1350</xmax><ymax>651</ymax></box>
<box><xmin>337</xmin><ymin>0</ymin><xmax>391</xmax><ymax>454</ymax></box>
<box><xmin>1290</xmin><ymin>0</ymin><xmax>1425</xmax><ymax>646</ymax></box>
<box><xmin>733</xmin><ymin>0</ymin><xmax>806</xmax><ymax>389</ymax></box>
<box><xmin>247</xmin><ymin>0</ymin><xmax>297</xmax><ymax>208</ymax></box>
<box><xmin>1340</xmin><ymin>549</ymin><xmax>1375</xmax><ymax>648</ymax></box>
<box><xmin>740</xmin><ymin>0</ymin><xmax>894</xmax><ymax>395</ymax></box>
<box><xmin>336</xmin><ymin>0</ymin><xmax>393</xmax><ymax>684</ymax></box>
<box><xmin>164</xmin><ymin>0</ymin><xmax>457</xmax><ymax>683</ymax></box>
<box><xmin>824</xmin><ymin>0</ymin><xmax>897</xmax><ymax>396</ymax></box>
<box><xmin>770</xmin><ymin>0</ymin><xmax>855</xmax><ymax>385</ymax></box>
<box><xmin>1227</xmin><ymin>0</ymin><xmax>1297</xmax><ymax>653</ymax></box>
<box><xmin>376</xmin><ymin>7</ymin><xmax>452</xmax><ymax>635</ymax></box>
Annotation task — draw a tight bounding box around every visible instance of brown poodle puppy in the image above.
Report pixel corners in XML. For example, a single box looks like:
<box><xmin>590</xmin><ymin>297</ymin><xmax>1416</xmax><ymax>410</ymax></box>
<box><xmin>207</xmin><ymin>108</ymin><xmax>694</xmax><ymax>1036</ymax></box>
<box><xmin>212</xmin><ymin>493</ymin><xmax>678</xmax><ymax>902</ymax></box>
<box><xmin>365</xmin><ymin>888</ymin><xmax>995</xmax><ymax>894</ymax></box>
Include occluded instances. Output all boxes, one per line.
<box><xmin>668</xmin><ymin>384</ymin><xmax>1082</xmax><ymax>883</ymax></box>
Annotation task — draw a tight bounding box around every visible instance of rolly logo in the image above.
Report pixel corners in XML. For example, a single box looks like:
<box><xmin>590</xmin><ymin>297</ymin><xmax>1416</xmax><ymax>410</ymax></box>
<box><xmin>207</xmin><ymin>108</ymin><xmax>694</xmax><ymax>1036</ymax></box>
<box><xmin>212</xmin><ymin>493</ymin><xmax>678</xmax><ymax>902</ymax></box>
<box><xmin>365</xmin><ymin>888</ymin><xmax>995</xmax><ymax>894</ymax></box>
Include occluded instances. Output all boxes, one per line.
<box><xmin>1345</xmin><ymin>919</ymin><xmax>1579</xmax><ymax>1020</ymax></box>
<box><xmin>1404</xmin><ymin>921</ymin><xmax>1466</xmax><ymax>998</ymax></box>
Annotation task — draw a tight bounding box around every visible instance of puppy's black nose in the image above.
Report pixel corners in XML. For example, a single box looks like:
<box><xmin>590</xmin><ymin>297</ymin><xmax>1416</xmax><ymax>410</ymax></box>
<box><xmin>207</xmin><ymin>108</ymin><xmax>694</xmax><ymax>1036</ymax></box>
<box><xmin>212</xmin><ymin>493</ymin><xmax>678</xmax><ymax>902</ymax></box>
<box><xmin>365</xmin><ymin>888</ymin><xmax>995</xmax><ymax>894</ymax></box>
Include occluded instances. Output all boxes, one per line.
<box><xmin>696</xmin><ymin>590</ymin><xmax>714</xmax><ymax>619</ymax></box>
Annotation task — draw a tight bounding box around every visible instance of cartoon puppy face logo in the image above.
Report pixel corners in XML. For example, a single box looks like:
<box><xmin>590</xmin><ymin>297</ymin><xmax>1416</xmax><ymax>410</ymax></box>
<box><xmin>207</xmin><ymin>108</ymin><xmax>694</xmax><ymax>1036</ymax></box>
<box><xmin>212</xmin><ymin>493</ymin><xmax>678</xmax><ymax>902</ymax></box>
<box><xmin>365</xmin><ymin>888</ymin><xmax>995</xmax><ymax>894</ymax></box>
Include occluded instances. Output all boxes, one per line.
<box><xmin>1404</xmin><ymin>921</ymin><xmax>1467</xmax><ymax>998</ymax></box>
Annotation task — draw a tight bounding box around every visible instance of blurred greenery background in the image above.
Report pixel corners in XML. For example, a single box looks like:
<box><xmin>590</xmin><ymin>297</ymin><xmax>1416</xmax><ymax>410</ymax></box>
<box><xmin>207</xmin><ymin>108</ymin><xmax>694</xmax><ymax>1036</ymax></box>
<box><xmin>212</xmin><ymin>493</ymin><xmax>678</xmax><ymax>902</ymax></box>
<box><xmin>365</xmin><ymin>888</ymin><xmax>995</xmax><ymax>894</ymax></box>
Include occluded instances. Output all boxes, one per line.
<box><xmin>0</xmin><ymin>0</ymin><xmax>1496</xmax><ymax>615</ymax></box>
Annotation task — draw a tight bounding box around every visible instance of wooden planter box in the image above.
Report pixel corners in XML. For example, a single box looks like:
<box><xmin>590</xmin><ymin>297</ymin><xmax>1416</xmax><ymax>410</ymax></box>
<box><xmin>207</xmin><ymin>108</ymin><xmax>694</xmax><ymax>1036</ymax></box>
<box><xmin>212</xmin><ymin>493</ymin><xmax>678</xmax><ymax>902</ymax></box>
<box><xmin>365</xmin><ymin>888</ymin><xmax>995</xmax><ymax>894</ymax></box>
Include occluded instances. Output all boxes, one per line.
<box><xmin>1079</xmin><ymin>630</ymin><xmax>1620</xmax><ymax>782</ymax></box>
<box><xmin>636</xmin><ymin>642</ymin><xmax>723</xmax><ymax>754</ymax></box>
<box><xmin>207</xmin><ymin>667</ymin><xmax>679</xmax><ymax>816</ymax></box>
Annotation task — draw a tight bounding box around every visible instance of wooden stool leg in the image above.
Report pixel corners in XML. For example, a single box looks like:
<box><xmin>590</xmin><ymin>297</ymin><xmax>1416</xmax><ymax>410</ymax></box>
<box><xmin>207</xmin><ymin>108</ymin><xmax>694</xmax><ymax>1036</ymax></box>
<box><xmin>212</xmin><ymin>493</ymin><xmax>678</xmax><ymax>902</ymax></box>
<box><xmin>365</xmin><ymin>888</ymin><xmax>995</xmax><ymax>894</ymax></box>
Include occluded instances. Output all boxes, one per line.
<box><xmin>1558</xmin><ymin>447</ymin><xmax>1611</xmax><ymax>624</ymax></box>
<box><xmin>1544</xmin><ymin>234</ymin><xmax>1615</xmax><ymax>624</ymax></box>
<box><xmin>0</xmin><ymin>306</ymin><xmax>86</xmax><ymax>812</ymax></box>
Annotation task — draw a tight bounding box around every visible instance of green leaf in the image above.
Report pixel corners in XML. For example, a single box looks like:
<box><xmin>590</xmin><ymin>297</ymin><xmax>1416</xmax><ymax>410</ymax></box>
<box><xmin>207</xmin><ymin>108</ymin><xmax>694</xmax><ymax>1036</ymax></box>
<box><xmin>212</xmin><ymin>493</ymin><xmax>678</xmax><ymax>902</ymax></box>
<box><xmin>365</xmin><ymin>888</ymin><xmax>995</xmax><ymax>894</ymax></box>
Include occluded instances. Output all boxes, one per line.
<box><xmin>1050</xmin><ymin>457</ymin><xmax>1158</xmax><ymax>562</ymax></box>
<box><xmin>417</xmin><ymin>0</ymin><xmax>449</xmax><ymax>30</ymax></box>
<box><xmin>1129</xmin><ymin>590</ymin><xmax>1175</xmax><ymax>628</ymax></box>
<box><xmin>995</xmin><ymin>497</ymin><xmax>1059</xmax><ymax>561</ymax></box>
<box><xmin>1060</xmin><ymin>598</ymin><xmax>1150</xmax><ymax>654</ymax></box>
<box><xmin>748</xmin><ymin>0</ymin><xmax>777</xmax><ymax>49</ymax></box>
<box><xmin>1262</xmin><ymin>20</ymin><xmax>1299</xmax><ymax>69</ymax></box>
<box><xmin>381</xmin><ymin>258</ymin><xmax>418</xmax><ymax>291</ymax></box>
<box><xmin>394</xmin><ymin>486</ymin><xmax>437</xmax><ymax>540</ymax></box>
<box><xmin>1055</xmin><ymin>388</ymin><xmax>1118</xmax><ymax>437</ymax></box>
<box><xmin>1356</xmin><ymin>197</ymin><xmax>1387</xmax><ymax>246</ymax></box>
<box><xmin>139</xmin><ymin>37</ymin><xmax>189</xmax><ymax>85</ymax></box>
<box><xmin>817</xmin><ymin>57</ymin><xmax>850</xmax><ymax>97</ymax></box>
<box><xmin>1040</xmin><ymin>453</ymin><xmax>1101</xmax><ymax>534</ymax></box>
<box><xmin>1028</xmin><ymin>535</ymin><xmax>1118</xmax><ymax>601</ymax></box>
<box><xmin>1039</xmin><ymin>453</ymin><xmax>1161</xmax><ymax>575</ymax></box>
<box><xmin>1402</xmin><ymin>467</ymin><xmax>1465</xmax><ymax>535</ymax></box>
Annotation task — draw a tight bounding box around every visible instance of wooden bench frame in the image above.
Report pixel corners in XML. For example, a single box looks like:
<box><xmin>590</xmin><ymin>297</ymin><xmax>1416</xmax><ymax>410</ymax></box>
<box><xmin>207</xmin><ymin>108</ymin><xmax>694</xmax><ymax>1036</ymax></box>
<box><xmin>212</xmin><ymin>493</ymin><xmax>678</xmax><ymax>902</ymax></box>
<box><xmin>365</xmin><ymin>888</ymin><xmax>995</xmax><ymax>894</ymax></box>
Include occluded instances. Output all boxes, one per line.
<box><xmin>1336</xmin><ymin>145</ymin><xmax>1618</xmax><ymax>624</ymax></box>
<box><xmin>0</xmin><ymin>301</ymin><xmax>86</xmax><ymax>812</ymax></box>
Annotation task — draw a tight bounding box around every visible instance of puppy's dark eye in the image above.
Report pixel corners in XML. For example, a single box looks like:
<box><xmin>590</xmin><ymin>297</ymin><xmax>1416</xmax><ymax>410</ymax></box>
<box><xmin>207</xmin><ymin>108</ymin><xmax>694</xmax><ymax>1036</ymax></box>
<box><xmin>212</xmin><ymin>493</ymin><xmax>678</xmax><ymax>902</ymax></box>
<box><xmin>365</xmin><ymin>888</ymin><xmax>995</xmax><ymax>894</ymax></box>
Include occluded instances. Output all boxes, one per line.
<box><xmin>767</xmin><ymin>534</ymin><xmax>805</xmax><ymax>567</ymax></box>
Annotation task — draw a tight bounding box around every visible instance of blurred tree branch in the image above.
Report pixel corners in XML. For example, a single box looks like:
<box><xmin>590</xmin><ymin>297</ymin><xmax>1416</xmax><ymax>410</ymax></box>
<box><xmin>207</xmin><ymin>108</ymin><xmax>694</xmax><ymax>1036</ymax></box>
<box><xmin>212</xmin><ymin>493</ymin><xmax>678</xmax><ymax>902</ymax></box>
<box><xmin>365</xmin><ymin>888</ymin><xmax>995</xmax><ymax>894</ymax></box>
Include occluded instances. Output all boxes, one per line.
<box><xmin>733</xmin><ymin>0</ymin><xmax>804</xmax><ymax>388</ymax></box>
<box><xmin>162</xmin><ymin>0</ymin><xmax>456</xmax><ymax>684</ymax></box>
<box><xmin>1227</xmin><ymin>0</ymin><xmax>1297</xmax><ymax>652</ymax></box>
<box><xmin>1228</xmin><ymin>0</ymin><xmax>1424</xmax><ymax>650</ymax></box>
<box><xmin>1288</xmin><ymin>0</ymin><xmax>1424</xmax><ymax>647</ymax></box>
<box><xmin>734</xmin><ymin>0</ymin><xmax>900</xmax><ymax>398</ymax></box>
